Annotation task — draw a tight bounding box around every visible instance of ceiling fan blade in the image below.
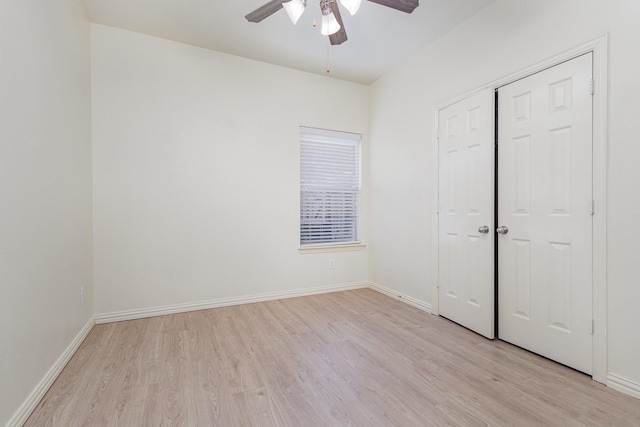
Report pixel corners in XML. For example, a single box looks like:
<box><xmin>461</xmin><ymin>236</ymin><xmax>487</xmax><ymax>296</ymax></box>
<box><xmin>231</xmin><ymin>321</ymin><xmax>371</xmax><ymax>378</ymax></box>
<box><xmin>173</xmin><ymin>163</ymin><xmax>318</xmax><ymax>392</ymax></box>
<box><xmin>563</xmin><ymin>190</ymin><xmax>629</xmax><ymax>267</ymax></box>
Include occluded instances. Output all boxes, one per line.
<box><xmin>367</xmin><ymin>0</ymin><xmax>419</xmax><ymax>14</ymax></box>
<box><xmin>245</xmin><ymin>0</ymin><xmax>285</xmax><ymax>23</ymax></box>
<box><xmin>328</xmin><ymin>1</ymin><xmax>348</xmax><ymax>45</ymax></box>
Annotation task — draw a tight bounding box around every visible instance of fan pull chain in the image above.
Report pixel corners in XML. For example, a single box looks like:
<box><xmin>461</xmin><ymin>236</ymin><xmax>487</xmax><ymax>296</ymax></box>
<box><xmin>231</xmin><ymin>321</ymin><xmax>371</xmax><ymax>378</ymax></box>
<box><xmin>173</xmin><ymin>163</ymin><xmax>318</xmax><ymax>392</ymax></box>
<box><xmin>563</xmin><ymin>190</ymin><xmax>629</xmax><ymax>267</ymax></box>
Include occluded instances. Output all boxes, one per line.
<box><xmin>326</xmin><ymin>42</ymin><xmax>331</xmax><ymax>74</ymax></box>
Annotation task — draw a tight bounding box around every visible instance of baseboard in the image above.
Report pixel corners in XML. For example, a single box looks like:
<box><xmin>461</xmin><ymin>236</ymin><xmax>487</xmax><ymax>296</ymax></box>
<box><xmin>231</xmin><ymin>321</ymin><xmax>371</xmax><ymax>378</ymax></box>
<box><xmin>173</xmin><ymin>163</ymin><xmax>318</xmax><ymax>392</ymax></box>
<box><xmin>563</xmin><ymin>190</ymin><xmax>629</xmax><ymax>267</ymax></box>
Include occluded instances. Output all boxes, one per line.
<box><xmin>95</xmin><ymin>282</ymin><xmax>369</xmax><ymax>324</ymax></box>
<box><xmin>367</xmin><ymin>281</ymin><xmax>433</xmax><ymax>314</ymax></box>
<box><xmin>5</xmin><ymin>316</ymin><xmax>95</xmax><ymax>427</ymax></box>
<box><xmin>607</xmin><ymin>373</ymin><xmax>640</xmax><ymax>399</ymax></box>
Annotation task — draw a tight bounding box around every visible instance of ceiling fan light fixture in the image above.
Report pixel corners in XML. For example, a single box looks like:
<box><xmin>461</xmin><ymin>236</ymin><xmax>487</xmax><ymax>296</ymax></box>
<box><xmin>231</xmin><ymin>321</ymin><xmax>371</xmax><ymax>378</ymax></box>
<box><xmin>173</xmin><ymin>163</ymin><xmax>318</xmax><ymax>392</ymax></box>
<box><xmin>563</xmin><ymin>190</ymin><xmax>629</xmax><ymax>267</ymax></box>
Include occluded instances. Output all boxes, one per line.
<box><xmin>283</xmin><ymin>0</ymin><xmax>306</xmax><ymax>25</ymax></box>
<box><xmin>339</xmin><ymin>0</ymin><xmax>361</xmax><ymax>15</ymax></box>
<box><xmin>320</xmin><ymin>11</ymin><xmax>340</xmax><ymax>36</ymax></box>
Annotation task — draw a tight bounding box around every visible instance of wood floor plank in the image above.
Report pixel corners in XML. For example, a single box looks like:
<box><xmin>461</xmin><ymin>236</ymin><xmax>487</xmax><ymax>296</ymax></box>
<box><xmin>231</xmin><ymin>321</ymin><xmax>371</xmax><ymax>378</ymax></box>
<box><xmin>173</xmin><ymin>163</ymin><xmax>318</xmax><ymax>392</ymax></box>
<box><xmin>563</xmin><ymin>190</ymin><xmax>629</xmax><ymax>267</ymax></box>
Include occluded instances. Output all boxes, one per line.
<box><xmin>24</xmin><ymin>289</ymin><xmax>640</xmax><ymax>426</ymax></box>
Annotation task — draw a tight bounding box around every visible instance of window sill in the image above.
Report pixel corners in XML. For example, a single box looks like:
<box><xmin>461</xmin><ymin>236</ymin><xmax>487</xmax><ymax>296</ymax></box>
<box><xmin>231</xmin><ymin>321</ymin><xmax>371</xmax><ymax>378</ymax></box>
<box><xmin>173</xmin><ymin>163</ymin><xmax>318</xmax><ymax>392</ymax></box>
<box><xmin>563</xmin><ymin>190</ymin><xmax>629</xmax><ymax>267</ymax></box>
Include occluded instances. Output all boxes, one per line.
<box><xmin>298</xmin><ymin>243</ymin><xmax>366</xmax><ymax>254</ymax></box>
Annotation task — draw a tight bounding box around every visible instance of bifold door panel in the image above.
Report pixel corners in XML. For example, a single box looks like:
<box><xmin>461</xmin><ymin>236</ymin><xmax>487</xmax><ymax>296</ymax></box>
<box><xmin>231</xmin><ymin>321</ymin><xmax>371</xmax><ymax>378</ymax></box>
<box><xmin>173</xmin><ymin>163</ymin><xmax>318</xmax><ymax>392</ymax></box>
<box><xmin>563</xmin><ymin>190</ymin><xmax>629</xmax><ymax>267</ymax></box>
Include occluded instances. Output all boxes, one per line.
<box><xmin>438</xmin><ymin>89</ymin><xmax>495</xmax><ymax>339</ymax></box>
<box><xmin>497</xmin><ymin>53</ymin><xmax>594</xmax><ymax>374</ymax></box>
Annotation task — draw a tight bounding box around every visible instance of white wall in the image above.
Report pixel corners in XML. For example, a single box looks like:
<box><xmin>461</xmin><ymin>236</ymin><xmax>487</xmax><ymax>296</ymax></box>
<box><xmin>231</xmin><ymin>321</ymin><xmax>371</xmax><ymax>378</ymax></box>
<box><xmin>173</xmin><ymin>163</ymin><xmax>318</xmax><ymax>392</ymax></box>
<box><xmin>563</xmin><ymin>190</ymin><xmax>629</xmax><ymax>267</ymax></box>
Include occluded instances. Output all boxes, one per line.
<box><xmin>370</xmin><ymin>0</ymin><xmax>640</xmax><ymax>390</ymax></box>
<box><xmin>0</xmin><ymin>0</ymin><xmax>93</xmax><ymax>425</ymax></box>
<box><xmin>91</xmin><ymin>25</ymin><xmax>370</xmax><ymax>315</ymax></box>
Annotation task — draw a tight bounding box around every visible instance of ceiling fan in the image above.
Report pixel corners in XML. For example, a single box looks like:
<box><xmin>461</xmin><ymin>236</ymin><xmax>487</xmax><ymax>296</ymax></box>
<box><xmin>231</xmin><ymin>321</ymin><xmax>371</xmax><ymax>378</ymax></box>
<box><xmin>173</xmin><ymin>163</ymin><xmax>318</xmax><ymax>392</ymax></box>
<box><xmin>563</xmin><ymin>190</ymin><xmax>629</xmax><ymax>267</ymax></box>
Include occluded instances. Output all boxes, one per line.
<box><xmin>245</xmin><ymin>0</ymin><xmax>419</xmax><ymax>45</ymax></box>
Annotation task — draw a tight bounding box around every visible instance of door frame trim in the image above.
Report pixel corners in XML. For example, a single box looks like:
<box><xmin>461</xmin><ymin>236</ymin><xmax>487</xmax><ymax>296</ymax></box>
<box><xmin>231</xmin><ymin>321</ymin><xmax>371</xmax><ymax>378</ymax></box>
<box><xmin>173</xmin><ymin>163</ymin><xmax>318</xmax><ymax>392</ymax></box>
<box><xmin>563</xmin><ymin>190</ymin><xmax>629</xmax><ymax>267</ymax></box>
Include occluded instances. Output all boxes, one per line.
<box><xmin>432</xmin><ymin>34</ymin><xmax>608</xmax><ymax>384</ymax></box>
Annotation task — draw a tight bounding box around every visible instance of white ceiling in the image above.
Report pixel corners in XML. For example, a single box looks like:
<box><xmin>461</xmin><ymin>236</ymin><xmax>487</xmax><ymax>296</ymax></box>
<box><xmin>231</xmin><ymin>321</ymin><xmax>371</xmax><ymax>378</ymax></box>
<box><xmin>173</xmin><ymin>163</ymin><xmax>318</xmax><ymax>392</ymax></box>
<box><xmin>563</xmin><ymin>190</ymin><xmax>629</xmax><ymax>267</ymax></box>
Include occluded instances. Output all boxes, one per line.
<box><xmin>81</xmin><ymin>0</ymin><xmax>495</xmax><ymax>84</ymax></box>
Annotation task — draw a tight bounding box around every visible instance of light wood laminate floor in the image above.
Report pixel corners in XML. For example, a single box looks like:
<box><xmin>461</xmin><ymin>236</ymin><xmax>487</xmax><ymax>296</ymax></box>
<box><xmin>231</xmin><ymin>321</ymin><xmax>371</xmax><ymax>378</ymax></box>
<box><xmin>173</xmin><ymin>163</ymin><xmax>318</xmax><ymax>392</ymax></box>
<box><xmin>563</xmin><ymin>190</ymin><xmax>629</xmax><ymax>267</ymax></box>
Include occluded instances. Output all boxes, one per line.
<box><xmin>26</xmin><ymin>289</ymin><xmax>640</xmax><ymax>426</ymax></box>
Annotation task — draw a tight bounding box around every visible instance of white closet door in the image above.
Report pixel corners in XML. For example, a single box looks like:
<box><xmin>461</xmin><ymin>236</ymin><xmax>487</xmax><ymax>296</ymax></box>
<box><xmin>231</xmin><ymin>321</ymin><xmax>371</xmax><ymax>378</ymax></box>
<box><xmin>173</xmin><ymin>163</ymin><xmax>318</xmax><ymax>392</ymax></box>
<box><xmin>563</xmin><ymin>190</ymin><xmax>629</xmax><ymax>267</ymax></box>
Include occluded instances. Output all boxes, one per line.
<box><xmin>438</xmin><ymin>89</ymin><xmax>495</xmax><ymax>339</ymax></box>
<box><xmin>498</xmin><ymin>53</ymin><xmax>593</xmax><ymax>374</ymax></box>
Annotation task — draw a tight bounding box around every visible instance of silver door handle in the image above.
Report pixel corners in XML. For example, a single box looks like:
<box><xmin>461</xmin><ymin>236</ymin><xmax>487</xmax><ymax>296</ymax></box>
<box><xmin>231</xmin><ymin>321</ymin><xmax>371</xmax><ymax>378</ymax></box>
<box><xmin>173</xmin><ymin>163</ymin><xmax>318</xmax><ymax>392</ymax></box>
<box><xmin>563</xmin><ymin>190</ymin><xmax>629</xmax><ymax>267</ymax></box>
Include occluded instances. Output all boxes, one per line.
<box><xmin>496</xmin><ymin>226</ymin><xmax>509</xmax><ymax>235</ymax></box>
<box><xmin>478</xmin><ymin>225</ymin><xmax>490</xmax><ymax>234</ymax></box>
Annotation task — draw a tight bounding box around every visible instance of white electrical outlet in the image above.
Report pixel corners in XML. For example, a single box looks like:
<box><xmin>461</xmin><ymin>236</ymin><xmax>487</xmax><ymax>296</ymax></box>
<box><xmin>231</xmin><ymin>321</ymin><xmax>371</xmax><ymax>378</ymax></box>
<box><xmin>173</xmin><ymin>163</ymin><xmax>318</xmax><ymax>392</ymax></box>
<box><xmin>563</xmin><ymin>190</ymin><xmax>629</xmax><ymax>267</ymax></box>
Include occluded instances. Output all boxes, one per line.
<box><xmin>329</xmin><ymin>259</ymin><xmax>335</xmax><ymax>269</ymax></box>
<box><xmin>80</xmin><ymin>287</ymin><xmax>85</xmax><ymax>304</ymax></box>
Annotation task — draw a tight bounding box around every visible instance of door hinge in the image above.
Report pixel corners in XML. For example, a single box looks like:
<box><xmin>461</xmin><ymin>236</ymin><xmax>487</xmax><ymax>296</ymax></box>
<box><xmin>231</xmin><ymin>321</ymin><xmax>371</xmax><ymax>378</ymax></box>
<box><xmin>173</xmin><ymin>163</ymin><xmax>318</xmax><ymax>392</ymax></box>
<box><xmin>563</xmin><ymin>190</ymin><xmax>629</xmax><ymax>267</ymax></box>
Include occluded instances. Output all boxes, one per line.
<box><xmin>589</xmin><ymin>79</ymin><xmax>595</xmax><ymax>95</ymax></box>
<box><xmin>590</xmin><ymin>199</ymin><xmax>596</xmax><ymax>216</ymax></box>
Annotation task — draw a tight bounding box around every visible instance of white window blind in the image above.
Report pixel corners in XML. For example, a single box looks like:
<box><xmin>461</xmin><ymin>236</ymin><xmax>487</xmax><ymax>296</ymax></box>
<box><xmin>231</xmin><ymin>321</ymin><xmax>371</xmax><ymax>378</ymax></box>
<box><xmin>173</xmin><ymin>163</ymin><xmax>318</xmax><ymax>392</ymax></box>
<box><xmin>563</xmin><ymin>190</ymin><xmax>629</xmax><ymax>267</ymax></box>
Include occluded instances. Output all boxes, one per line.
<box><xmin>300</xmin><ymin>127</ymin><xmax>361</xmax><ymax>247</ymax></box>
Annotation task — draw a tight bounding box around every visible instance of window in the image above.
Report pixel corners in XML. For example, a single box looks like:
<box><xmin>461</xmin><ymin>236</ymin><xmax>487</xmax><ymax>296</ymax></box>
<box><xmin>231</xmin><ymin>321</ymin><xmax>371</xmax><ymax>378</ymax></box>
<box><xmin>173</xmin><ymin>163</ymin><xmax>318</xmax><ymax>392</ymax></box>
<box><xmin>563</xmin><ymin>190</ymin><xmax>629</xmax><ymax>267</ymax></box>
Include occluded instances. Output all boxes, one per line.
<box><xmin>300</xmin><ymin>127</ymin><xmax>361</xmax><ymax>247</ymax></box>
